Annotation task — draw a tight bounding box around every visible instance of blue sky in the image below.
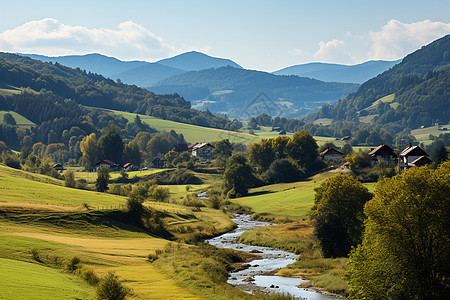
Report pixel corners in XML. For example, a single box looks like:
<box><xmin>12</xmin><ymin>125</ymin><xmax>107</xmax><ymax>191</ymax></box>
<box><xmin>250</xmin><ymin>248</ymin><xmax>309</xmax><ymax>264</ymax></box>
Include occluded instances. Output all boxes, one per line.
<box><xmin>1</xmin><ymin>0</ymin><xmax>449</xmax><ymax>71</ymax></box>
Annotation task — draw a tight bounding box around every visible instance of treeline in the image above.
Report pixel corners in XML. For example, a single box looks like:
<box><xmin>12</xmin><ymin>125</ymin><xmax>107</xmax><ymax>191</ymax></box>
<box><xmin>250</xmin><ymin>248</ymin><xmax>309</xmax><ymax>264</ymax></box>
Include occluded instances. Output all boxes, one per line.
<box><xmin>0</xmin><ymin>53</ymin><xmax>235</xmax><ymax>129</ymax></box>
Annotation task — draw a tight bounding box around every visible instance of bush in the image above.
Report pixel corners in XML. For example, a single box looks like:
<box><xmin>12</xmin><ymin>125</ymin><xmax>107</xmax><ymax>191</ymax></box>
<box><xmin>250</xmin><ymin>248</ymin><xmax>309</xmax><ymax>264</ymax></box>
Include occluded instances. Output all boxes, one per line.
<box><xmin>65</xmin><ymin>256</ymin><xmax>81</xmax><ymax>272</ymax></box>
<box><xmin>79</xmin><ymin>267</ymin><xmax>100</xmax><ymax>286</ymax></box>
<box><xmin>150</xmin><ymin>186</ymin><xmax>170</xmax><ymax>202</ymax></box>
<box><xmin>64</xmin><ymin>169</ymin><xmax>76</xmax><ymax>188</ymax></box>
<box><xmin>3</xmin><ymin>153</ymin><xmax>21</xmax><ymax>169</ymax></box>
<box><xmin>95</xmin><ymin>271</ymin><xmax>130</xmax><ymax>300</ymax></box>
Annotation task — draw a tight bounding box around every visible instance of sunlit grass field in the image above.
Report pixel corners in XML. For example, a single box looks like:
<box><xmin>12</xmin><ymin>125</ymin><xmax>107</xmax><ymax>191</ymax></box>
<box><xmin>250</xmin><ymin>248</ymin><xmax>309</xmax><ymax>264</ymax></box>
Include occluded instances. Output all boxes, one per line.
<box><xmin>0</xmin><ymin>258</ymin><xmax>94</xmax><ymax>300</ymax></box>
<box><xmin>0</xmin><ymin>163</ymin><xmax>233</xmax><ymax>299</ymax></box>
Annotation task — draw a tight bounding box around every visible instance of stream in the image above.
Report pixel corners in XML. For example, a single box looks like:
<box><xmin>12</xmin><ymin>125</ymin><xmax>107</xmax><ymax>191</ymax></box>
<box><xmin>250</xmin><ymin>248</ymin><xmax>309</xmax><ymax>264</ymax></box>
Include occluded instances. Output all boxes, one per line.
<box><xmin>207</xmin><ymin>214</ymin><xmax>340</xmax><ymax>299</ymax></box>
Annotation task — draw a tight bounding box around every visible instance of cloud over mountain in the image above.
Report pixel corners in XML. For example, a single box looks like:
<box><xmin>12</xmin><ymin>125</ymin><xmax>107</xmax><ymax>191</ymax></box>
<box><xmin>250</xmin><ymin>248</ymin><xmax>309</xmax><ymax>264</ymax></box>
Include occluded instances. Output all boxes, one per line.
<box><xmin>0</xmin><ymin>18</ymin><xmax>180</xmax><ymax>61</ymax></box>
<box><xmin>368</xmin><ymin>19</ymin><xmax>450</xmax><ymax>60</ymax></box>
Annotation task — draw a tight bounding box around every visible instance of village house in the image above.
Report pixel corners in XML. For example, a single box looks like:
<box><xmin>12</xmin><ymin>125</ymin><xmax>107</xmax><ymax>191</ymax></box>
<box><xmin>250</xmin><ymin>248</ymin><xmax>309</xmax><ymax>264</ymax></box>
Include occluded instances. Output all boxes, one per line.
<box><xmin>320</xmin><ymin>148</ymin><xmax>344</xmax><ymax>161</ymax></box>
<box><xmin>399</xmin><ymin>144</ymin><xmax>432</xmax><ymax>171</ymax></box>
<box><xmin>52</xmin><ymin>163</ymin><xmax>65</xmax><ymax>172</ymax></box>
<box><xmin>368</xmin><ymin>144</ymin><xmax>397</xmax><ymax>166</ymax></box>
<box><xmin>96</xmin><ymin>160</ymin><xmax>121</xmax><ymax>171</ymax></box>
<box><xmin>190</xmin><ymin>142</ymin><xmax>214</xmax><ymax>159</ymax></box>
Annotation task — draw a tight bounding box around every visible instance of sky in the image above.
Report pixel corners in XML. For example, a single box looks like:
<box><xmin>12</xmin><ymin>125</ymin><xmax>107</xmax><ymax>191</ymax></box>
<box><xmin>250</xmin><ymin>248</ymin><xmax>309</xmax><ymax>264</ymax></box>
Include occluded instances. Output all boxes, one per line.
<box><xmin>1</xmin><ymin>0</ymin><xmax>449</xmax><ymax>72</ymax></box>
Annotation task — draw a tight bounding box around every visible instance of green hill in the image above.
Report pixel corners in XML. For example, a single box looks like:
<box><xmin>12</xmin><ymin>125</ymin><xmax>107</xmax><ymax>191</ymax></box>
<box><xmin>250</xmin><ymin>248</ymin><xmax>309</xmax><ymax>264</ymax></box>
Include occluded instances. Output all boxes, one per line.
<box><xmin>306</xmin><ymin>34</ymin><xmax>450</xmax><ymax>132</ymax></box>
<box><xmin>151</xmin><ymin>66</ymin><xmax>359</xmax><ymax>119</ymax></box>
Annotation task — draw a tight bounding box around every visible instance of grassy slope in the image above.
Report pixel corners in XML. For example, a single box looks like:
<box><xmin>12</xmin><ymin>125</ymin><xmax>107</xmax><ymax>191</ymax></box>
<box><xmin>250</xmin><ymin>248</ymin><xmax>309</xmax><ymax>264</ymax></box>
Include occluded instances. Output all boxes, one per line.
<box><xmin>233</xmin><ymin>172</ymin><xmax>333</xmax><ymax>221</ymax></box>
<box><xmin>0</xmin><ymin>258</ymin><xmax>94</xmax><ymax>300</ymax></box>
<box><xmin>104</xmin><ymin>108</ymin><xmax>285</xmax><ymax>144</ymax></box>
<box><xmin>0</xmin><ymin>110</ymin><xmax>35</xmax><ymax>126</ymax></box>
<box><xmin>0</xmin><ymin>164</ymin><xmax>234</xmax><ymax>299</ymax></box>
<box><xmin>0</xmin><ymin>165</ymin><xmax>126</xmax><ymax>207</ymax></box>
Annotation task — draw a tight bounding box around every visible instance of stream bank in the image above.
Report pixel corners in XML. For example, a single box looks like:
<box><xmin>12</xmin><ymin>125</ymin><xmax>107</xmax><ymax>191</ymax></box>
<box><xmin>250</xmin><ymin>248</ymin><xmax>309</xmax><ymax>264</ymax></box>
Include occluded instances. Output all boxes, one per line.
<box><xmin>208</xmin><ymin>214</ymin><xmax>341</xmax><ymax>299</ymax></box>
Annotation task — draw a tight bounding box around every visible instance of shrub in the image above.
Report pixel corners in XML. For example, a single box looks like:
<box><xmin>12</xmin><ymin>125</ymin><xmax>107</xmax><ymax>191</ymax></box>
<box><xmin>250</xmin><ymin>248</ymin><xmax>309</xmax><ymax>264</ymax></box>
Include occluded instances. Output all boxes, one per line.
<box><xmin>79</xmin><ymin>267</ymin><xmax>100</xmax><ymax>286</ymax></box>
<box><xmin>64</xmin><ymin>169</ymin><xmax>76</xmax><ymax>188</ymax></box>
<box><xmin>95</xmin><ymin>271</ymin><xmax>130</xmax><ymax>300</ymax></box>
<box><xmin>65</xmin><ymin>256</ymin><xmax>81</xmax><ymax>272</ymax></box>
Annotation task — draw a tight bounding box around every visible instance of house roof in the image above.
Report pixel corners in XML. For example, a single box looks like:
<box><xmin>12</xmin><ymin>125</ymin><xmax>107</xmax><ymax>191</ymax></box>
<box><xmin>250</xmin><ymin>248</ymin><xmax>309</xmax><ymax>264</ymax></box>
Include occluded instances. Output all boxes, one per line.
<box><xmin>320</xmin><ymin>148</ymin><xmax>343</xmax><ymax>156</ymax></box>
<box><xmin>53</xmin><ymin>163</ymin><xmax>63</xmax><ymax>168</ymax></box>
<box><xmin>123</xmin><ymin>163</ymin><xmax>133</xmax><ymax>168</ymax></box>
<box><xmin>368</xmin><ymin>144</ymin><xmax>397</xmax><ymax>157</ymax></box>
<box><xmin>96</xmin><ymin>160</ymin><xmax>118</xmax><ymax>166</ymax></box>
<box><xmin>192</xmin><ymin>143</ymin><xmax>214</xmax><ymax>150</ymax></box>
<box><xmin>400</xmin><ymin>145</ymin><xmax>428</xmax><ymax>157</ymax></box>
<box><xmin>411</xmin><ymin>155</ymin><xmax>432</xmax><ymax>166</ymax></box>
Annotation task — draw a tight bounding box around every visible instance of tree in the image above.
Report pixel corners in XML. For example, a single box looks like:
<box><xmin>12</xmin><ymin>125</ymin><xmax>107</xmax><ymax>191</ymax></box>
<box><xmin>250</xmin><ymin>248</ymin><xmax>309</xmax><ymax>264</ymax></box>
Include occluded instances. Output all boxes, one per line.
<box><xmin>80</xmin><ymin>133</ymin><xmax>100</xmax><ymax>171</ymax></box>
<box><xmin>214</xmin><ymin>139</ymin><xmax>233</xmax><ymax>158</ymax></box>
<box><xmin>264</xmin><ymin>158</ymin><xmax>303</xmax><ymax>184</ymax></box>
<box><xmin>64</xmin><ymin>169</ymin><xmax>76</xmax><ymax>188</ymax></box>
<box><xmin>248</xmin><ymin>139</ymin><xmax>275</xmax><ymax>171</ymax></box>
<box><xmin>311</xmin><ymin>174</ymin><xmax>373</xmax><ymax>257</ymax></box>
<box><xmin>287</xmin><ymin>131</ymin><xmax>319</xmax><ymax>170</ymax></box>
<box><xmin>223</xmin><ymin>154</ymin><xmax>257</xmax><ymax>198</ymax></box>
<box><xmin>98</xmin><ymin>125</ymin><xmax>124</xmax><ymax>163</ymax></box>
<box><xmin>347</xmin><ymin>163</ymin><xmax>450</xmax><ymax>299</ymax></box>
<box><xmin>123</xmin><ymin>142</ymin><xmax>141</xmax><ymax>166</ymax></box>
<box><xmin>2</xmin><ymin>113</ymin><xmax>16</xmax><ymax>125</ymax></box>
<box><xmin>341</xmin><ymin>143</ymin><xmax>353</xmax><ymax>155</ymax></box>
<box><xmin>96</xmin><ymin>167</ymin><xmax>110</xmax><ymax>192</ymax></box>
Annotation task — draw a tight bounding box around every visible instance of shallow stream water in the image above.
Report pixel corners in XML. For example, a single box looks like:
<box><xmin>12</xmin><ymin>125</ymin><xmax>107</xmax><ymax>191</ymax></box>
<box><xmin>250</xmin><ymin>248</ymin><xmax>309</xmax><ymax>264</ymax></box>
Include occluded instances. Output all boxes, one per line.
<box><xmin>207</xmin><ymin>214</ymin><xmax>340</xmax><ymax>299</ymax></box>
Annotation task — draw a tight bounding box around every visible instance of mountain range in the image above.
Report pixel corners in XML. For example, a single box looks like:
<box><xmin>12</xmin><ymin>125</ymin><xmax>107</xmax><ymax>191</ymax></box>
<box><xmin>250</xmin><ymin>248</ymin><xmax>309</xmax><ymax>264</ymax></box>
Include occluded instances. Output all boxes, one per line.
<box><xmin>273</xmin><ymin>60</ymin><xmax>401</xmax><ymax>84</ymax></box>
<box><xmin>20</xmin><ymin>51</ymin><xmax>405</xmax><ymax>119</ymax></box>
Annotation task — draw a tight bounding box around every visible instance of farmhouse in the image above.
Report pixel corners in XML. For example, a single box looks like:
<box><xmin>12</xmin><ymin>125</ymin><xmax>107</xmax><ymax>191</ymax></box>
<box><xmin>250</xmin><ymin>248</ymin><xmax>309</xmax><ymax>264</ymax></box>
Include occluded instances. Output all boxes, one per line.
<box><xmin>52</xmin><ymin>163</ymin><xmax>65</xmax><ymax>172</ymax></box>
<box><xmin>320</xmin><ymin>148</ymin><xmax>344</xmax><ymax>161</ymax></box>
<box><xmin>399</xmin><ymin>144</ymin><xmax>431</xmax><ymax>171</ymax></box>
<box><xmin>190</xmin><ymin>142</ymin><xmax>214</xmax><ymax>159</ymax></box>
<box><xmin>96</xmin><ymin>160</ymin><xmax>120</xmax><ymax>171</ymax></box>
<box><xmin>368</xmin><ymin>144</ymin><xmax>397</xmax><ymax>166</ymax></box>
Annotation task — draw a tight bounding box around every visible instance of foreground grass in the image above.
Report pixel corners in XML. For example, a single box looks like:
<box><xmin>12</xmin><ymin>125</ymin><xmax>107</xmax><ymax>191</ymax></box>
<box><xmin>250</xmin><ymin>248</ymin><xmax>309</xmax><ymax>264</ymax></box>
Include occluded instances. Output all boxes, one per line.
<box><xmin>0</xmin><ymin>258</ymin><xmax>94</xmax><ymax>300</ymax></box>
<box><xmin>240</xmin><ymin>222</ymin><xmax>349</xmax><ymax>296</ymax></box>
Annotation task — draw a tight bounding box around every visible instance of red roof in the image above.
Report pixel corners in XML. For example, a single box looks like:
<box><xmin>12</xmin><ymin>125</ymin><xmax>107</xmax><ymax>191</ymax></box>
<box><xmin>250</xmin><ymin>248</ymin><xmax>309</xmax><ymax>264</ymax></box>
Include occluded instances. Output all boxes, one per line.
<box><xmin>368</xmin><ymin>144</ymin><xmax>397</xmax><ymax>157</ymax></box>
<box><xmin>320</xmin><ymin>148</ymin><xmax>343</xmax><ymax>156</ymax></box>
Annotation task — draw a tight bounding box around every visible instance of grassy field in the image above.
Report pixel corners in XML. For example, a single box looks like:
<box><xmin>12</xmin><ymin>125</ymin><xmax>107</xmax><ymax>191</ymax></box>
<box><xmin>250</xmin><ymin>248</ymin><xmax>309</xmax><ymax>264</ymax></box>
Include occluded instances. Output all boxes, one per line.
<box><xmin>0</xmin><ymin>81</ymin><xmax>22</xmax><ymax>95</ymax></box>
<box><xmin>0</xmin><ymin>165</ymin><xmax>126</xmax><ymax>207</ymax></box>
<box><xmin>0</xmin><ymin>110</ymin><xmax>35</xmax><ymax>126</ymax></box>
<box><xmin>233</xmin><ymin>172</ymin><xmax>334</xmax><ymax>221</ymax></box>
<box><xmin>411</xmin><ymin>125</ymin><xmax>449</xmax><ymax>145</ymax></box>
<box><xmin>0</xmin><ymin>258</ymin><xmax>94</xmax><ymax>299</ymax></box>
<box><xmin>0</xmin><ymin>163</ymin><xmax>237</xmax><ymax>299</ymax></box>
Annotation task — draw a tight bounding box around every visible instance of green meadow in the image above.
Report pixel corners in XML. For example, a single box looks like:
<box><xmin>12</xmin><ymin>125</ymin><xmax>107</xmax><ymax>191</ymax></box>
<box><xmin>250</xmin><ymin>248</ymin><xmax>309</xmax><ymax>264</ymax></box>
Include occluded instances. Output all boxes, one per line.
<box><xmin>0</xmin><ymin>110</ymin><xmax>35</xmax><ymax>126</ymax></box>
<box><xmin>0</xmin><ymin>258</ymin><xmax>94</xmax><ymax>300</ymax></box>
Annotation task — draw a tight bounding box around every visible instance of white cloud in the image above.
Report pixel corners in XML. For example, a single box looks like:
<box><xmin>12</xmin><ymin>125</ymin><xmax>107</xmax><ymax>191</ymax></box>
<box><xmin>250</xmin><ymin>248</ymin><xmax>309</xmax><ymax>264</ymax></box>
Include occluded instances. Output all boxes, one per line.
<box><xmin>313</xmin><ymin>39</ymin><xmax>356</xmax><ymax>63</ymax></box>
<box><xmin>368</xmin><ymin>19</ymin><xmax>450</xmax><ymax>60</ymax></box>
<box><xmin>0</xmin><ymin>18</ymin><xmax>185</xmax><ymax>61</ymax></box>
<box><xmin>292</xmin><ymin>48</ymin><xmax>305</xmax><ymax>56</ymax></box>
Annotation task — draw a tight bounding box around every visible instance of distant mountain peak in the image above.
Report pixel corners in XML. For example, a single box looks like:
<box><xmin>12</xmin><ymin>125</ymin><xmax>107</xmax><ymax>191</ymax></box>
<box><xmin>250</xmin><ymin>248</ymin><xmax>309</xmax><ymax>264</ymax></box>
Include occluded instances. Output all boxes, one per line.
<box><xmin>157</xmin><ymin>51</ymin><xmax>242</xmax><ymax>71</ymax></box>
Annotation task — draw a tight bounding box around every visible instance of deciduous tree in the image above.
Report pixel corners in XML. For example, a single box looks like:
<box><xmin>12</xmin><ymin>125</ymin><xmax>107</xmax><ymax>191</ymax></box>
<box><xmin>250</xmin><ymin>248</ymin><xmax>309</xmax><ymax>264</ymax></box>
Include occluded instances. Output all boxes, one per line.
<box><xmin>311</xmin><ymin>174</ymin><xmax>372</xmax><ymax>257</ymax></box>
<box><xmin>346</xmin><ymin>163</ymin><xmax>450</xmax><ymax>299</ymax></box>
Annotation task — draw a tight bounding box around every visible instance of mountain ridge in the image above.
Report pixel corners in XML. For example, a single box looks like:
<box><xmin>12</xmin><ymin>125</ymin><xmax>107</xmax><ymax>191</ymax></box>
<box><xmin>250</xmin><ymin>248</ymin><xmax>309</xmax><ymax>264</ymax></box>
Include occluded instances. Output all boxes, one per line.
<box><xmin>273</xmin><ymin>60</ymin><xmax>401</xmax><ymax>83</ymax></box>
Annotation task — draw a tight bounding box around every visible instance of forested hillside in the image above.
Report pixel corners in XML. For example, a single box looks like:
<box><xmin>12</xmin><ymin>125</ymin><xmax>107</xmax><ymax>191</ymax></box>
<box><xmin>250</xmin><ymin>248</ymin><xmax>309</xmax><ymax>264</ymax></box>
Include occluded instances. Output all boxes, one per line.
<box><xmin>306</xmin><ymin>34</ymin><xmax>450</xmax><ymax>131</ymax></box>
<box><xmin>0</xmin><ymin>53</ymin><xmax>233</xmax><ymax>129</ymax></box>
<box><xmin>152</xmin><ymin>66</ymin><xmax>359</xmax><ymax>118</ymax></box>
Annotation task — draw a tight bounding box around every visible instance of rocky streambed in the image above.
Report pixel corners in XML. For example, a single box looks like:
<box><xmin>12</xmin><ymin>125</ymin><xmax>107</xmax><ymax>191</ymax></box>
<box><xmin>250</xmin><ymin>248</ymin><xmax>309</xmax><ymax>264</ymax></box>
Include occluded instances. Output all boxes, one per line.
<box><xmin>208</xmin><ymin>214</ymin><xmax>340</xmax><ymax>299</ymax></box>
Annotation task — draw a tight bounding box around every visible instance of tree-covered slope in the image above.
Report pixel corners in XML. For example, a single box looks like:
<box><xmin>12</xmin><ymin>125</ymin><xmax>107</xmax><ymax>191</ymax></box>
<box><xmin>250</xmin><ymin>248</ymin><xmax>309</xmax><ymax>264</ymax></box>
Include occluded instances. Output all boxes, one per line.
<box><xmin>0</xmin><ymin>53</ymin><xmax>232</xmax><ymax>129</ymax></box>
<box><xmin>306</xmin><ymin>34</ymin><xmax>450</xmax><ymax>130</ymax></box>
<box><xmin>152</xmin><ymin>66</ymin><xmax>359</xmax><ymax>118</ymax></box>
